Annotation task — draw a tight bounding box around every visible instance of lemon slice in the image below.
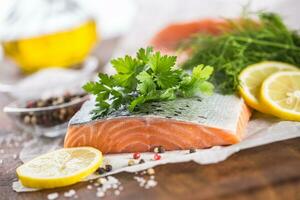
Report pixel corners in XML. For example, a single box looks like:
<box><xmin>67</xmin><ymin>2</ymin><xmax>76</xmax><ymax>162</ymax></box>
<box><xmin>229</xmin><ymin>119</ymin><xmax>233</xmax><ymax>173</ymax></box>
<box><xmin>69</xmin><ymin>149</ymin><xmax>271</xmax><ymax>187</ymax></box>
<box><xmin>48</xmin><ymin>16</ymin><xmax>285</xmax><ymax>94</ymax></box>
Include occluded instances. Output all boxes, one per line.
<box><xmin>16</xmin><ymin>147</ymin><xmax>103</xmax><ymax>189</ymax></box>
<box><xmin>261</xmin><ymin>71</ymin><xmax>300</xmax><ymax>121</ymax></box>
<box><xmin>238</xmin><ymin>61</ymin><xmax>299</xmax><ymax>113</ymax></box>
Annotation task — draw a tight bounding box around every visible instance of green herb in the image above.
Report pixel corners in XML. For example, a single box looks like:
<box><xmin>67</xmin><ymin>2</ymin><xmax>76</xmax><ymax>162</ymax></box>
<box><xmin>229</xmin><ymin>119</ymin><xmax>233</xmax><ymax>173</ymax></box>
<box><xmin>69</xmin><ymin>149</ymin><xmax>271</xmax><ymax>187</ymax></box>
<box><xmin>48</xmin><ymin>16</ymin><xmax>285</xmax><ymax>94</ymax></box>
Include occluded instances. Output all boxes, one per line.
<box><xmin>83</xmin><ymin>47</ymin><xmax>214</xmax><ymax>118</ymax></box>
<box><xmin>181</xmin><ymin>12</ymin><xmax>300</xmax><ymax>94</ymax></box>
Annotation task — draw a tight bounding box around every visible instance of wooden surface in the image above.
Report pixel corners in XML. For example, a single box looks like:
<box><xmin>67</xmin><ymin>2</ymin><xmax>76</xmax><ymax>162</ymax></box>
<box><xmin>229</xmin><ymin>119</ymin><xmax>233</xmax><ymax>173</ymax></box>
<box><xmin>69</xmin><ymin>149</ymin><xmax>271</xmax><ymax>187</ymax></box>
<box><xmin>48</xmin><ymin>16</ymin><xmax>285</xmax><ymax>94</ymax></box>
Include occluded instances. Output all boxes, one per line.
<box><xmin>1</xmin><ymin>92</ymin><xmax>300</xmax><ymax>200</ymax></box>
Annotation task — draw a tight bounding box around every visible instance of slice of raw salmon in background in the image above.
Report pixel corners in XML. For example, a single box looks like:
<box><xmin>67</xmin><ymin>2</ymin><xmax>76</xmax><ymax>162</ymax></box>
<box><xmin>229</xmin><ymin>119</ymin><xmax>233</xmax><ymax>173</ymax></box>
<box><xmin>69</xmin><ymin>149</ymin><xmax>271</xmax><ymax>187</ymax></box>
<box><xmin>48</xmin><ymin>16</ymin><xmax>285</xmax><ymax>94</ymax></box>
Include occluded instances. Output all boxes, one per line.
<box><xmin>150</xmin><ymin>19</ymin><xmax>228</xmax><ymax>53</ymax></box>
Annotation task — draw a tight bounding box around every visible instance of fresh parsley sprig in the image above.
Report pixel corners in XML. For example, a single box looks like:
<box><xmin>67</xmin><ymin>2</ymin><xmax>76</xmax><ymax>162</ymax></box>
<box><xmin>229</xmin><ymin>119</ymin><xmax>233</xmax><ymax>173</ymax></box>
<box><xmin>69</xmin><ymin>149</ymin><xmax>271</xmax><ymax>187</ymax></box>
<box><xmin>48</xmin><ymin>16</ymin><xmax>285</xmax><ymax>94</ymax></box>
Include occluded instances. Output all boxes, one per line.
<box><xmin>83</xmin><ymin>47</ymin><xmax>214</xmax><ymax>118</ymax></box>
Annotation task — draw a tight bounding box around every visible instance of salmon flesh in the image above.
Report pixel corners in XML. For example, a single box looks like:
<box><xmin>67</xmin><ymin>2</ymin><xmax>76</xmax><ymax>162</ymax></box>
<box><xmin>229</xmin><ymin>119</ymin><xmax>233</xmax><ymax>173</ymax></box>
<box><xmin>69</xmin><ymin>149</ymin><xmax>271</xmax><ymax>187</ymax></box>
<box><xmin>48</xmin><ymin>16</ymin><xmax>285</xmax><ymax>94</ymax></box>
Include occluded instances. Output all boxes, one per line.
<box><xmin>64</xmin><ymin>94</ymin><xmax>251</xmax><ymax>154</ymax></box>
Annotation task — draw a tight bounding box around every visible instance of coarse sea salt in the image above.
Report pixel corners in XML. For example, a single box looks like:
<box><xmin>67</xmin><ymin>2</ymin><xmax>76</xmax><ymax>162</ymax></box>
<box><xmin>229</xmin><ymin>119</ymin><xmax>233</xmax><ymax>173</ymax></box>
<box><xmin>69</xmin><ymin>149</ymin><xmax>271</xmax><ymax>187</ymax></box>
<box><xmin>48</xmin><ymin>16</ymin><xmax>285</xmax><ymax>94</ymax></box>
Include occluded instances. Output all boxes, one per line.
<box><xmin>94</xmin><ymin>182</ymin><xmax>100</xmax><ymax>186</ymax></box>
<box><xmin>64</xmin><ymin>189</ymin><xmax>76</xmax><ymax>198</ymax></box>
<box><xmin>87</xmin><ymin>185</ymin><xmax>93</xmax><ymax>190</ymax></box>
<box><xmin>114</xmin><ymin>190</ymin><xmax>120</xmax><ymax>196</ymax></box>
<box><xmin>94</xmin><ymin>176</ymin><xmax>122</xmax><ymax>197</ymax></box>
<box><xmin>145</xmin><ymin>179</ymin><xmax>157</xmax><ymax>189</ymax></box>
<box><xmin>47</xmin><ymin>192</ymin><xmax>59</xmax><ymax>200</ymax></box>
<box><xmin>96</xmin><ymin>191</ymin><xmax>105</xmax><ymax>197</ymax></box>
<box><xmin>97</xmin><ymin>178</ymin><xmax>107</xmax><ymax>184</ymax></box>
<box><xmin>133</xmin><ymin>175</ymin><xmax>158</xmax><ymax>189</ymax></box>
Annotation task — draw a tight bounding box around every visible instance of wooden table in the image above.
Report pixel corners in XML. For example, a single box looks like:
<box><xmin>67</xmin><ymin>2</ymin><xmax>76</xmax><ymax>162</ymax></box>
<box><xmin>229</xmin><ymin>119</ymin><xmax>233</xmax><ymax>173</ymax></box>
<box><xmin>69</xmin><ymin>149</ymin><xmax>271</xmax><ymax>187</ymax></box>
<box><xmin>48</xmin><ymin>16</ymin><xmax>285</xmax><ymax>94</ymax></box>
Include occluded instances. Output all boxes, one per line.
<box><xmin>1</xmin><ymin>1</ymin><xmax>300</xmax><ymax>198</ymax></box>
<box><xmin>1</xmin><ymin>92</ymin><xmax>300</xmax><ymax>200</ymax></box>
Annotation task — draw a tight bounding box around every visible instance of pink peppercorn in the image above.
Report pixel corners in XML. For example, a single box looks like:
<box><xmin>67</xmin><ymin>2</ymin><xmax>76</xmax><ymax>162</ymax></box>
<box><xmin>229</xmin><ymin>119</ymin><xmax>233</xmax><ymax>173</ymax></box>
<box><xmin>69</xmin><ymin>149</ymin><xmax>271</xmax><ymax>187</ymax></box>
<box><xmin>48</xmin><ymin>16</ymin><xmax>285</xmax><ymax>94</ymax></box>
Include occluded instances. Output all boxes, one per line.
<box><xmin>133</xmin><ymin>152</ymin><xmax>141</xmax><ymax>159</ymax></box>
<box><xmin>154</xmin><ymin>153</ymin><xmax>161</xmax><ymax>160</ymax></box>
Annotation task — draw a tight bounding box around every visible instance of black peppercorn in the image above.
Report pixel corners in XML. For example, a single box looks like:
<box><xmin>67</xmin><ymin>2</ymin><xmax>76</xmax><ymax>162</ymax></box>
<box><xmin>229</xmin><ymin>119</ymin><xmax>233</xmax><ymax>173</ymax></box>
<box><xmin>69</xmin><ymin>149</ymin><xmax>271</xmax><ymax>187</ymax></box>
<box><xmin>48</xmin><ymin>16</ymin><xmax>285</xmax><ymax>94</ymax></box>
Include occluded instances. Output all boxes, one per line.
<box><xmin>21</xmin><ymin>92</ymin><xmax>87</xmax><ymax>127</ymax></box>
<box><xmin>105</xmin><ymin>164</ymin><xmax>112</xmax><ymax>172</ymax></box>
<box><xmin>189</xmin><ymin>148</ymin><xmax>196</xmax><ymax>153</ymax></box>
<box><xmin>139</xmin><ymin>159</ymin><xmax>145</xmax><ymax>164</ymax></box>
<box><xmin>97</xmin><ymin>167</ymin><xmax>106</xmax><ymax>175</ymax></box>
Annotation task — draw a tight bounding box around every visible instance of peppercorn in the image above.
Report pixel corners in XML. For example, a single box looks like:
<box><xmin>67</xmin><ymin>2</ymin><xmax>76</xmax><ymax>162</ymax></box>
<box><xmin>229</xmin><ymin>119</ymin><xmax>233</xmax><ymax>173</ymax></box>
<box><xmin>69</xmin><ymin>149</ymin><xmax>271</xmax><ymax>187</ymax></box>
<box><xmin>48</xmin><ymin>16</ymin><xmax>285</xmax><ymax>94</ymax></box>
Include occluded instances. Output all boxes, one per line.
<box><xmin>105</xmin><ymin>164</ymin><xmax>112</xmax><ymax>172</ymax></box>
<box><xmin>153</xmin><ymin>146</ymin><xmax>165</xmax><ymax>153</ymax></box>
<box><xmin>21</xmin><ymin>92</ymin><xmax>87</xmax><ymax>127</ymax></box>
<box><xmin>139</xmin><ymin>159</ymin><xmax>145</xmax><ymax>164</ymax></box>
<box><xmin>128</xmin><ymin>159</ymin><xmax>135</xmax><ymax>166</ymax></box>
<box><xmin>153</xmin><ymin>153</ymin><xmax>161</xmax><ymax>161</ymax></box>
<box><xmin>133</xmin><ymin>152</ymin><xmax>141</xmax><ymax>159</ymax></box>
<box><xmin>30</xmin><ymin>116</ymin><xmax>37</xmax><ymax>124</ymax></box>
<box><xmin>147</xmin><ymin>168</ymin><xmax>155</xmax><ymax>175</ymax></box>
<box><xmin>23</xmin><ymin>115</ymin><xmax>31</xmax><ymax>124</ymax></box>
<box><xmin>189</xmin><ymin>148</ymin><xmax>196</xmax><ymax>153</ymax></box>
<box><xmin>97</xmin><ymin>167</ymin><xmax>106</xmax><ymax>175</ymax></box>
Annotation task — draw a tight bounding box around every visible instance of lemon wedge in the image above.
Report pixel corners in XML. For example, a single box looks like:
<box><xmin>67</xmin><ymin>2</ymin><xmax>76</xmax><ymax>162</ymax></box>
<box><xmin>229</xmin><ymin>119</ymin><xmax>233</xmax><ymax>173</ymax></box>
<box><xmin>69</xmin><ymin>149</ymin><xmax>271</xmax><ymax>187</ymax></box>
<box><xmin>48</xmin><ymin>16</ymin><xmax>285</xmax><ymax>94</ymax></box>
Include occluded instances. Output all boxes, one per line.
<box><xmin>238</xmin><ymin>61</ymin><xmax>299</xmax><ymax>113</ymax></box>
<box><xmin>16</xmin><ymin>147</ymin><xmax>103</xmax><ymax>189</ymax></box>
<box><xmin>261</xmin><ymin>71</ymin><xmax>300</xmax><ymax>121</ymax></box>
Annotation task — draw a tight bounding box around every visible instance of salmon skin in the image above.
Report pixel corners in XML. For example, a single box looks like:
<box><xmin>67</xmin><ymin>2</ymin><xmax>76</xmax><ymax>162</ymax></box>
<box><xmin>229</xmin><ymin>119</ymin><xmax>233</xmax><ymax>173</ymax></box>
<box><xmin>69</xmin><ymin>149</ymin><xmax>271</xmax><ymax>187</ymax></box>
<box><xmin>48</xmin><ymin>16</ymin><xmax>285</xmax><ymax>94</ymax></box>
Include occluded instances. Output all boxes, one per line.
<box><xmin>64</xmin><ymin>94</ymin><xmax>251</xmax><ymax>154</ymax></box>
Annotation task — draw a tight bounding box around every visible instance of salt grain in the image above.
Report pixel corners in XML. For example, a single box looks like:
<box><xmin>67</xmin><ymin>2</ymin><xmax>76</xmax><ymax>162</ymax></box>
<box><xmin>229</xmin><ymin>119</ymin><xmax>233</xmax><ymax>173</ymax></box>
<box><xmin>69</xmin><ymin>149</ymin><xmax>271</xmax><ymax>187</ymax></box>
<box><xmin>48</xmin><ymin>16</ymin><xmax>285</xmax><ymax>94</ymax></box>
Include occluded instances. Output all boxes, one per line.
<box><xmin>87</xmin><ymin>185</ymin><xmax>92</xmax><ymax>190</ymax></box>
<box><xmin>140</xmin><ymin>170</ymin><xmax>146</xmax><ymax>175</ymax></box>
<box><xmin>97</xmin><ymin>178</ymin><xmax>107</xmax><ymax>184</ymax></box>
<box><xmin>145</xmin><ymin>179</ymin><xmax>157</xmax><ymax>189</ymax></box>
<box><xmin>13</xmin><ymin>154</ymin><xmax>18</xmax><ymax>159</ymax></box>
<box><xmin>114</xmin><ymin>190</ymin><xmax>120</xmax><ymax>196</ymax></box>
<box><xmin>64</xmin><ymin>189</ymin><xmax>76</xmax><ymax>198</ymax></box>
<box><xmin>139</xmin><ymin>182</ymin><xmax>145</xmax><ymax>187</ymax></box>
<box><xmin>47</xmin><ymin>192</ymin><xmax>59</xmax><ymax>200</ymax></box>
<box><xmin>0</xmin><ymin>160</ymin><xmax>3</xmax><ymax>164</ymax></box>
<box><xmin>113</xmin><ymin>183</ymin><xmax>120</xmax><ymax>189</ymax></box>
<box><xmin>134</xmin><ymin>176</ymin><xmax>146</xmax><ymax>187</ymax></box>
<box><xmin>0</xmin><ymin>149</ymin><xmax>4</xmax><ymax>153</ymax></box>
<box><xmin>96</xmin><ymin>191</ymin><xmax>105</xmax><ymax>197</ymax></box>
<box><xmin>134</xmin><ymin>175</ymin><xmax>157</xmax><ymax>189</ymax></box>
<box><xmin>107</xmin><ymin>176</ymin><xmax>119</xmax><ymax>185</ymax></box>
<box><xmin>93</xmin><ymin>176</ymin><xmax>122</xmax><ymax>198</ymax></box>
<box><xmin>94</xmin><ymin>182</ymin><xmax>100</xmax><ymax>187</ymax></box>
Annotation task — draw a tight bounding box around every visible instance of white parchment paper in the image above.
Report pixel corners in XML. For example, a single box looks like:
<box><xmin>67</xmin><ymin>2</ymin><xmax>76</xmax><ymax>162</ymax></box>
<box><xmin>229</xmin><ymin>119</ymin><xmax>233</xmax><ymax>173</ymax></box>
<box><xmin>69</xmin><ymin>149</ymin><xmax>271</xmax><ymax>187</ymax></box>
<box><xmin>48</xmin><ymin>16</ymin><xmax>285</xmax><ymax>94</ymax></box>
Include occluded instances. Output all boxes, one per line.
<box><xmin>13</xmin><ymin>113</ymin><xmax>300</xmax><ymax>192</ymax></box>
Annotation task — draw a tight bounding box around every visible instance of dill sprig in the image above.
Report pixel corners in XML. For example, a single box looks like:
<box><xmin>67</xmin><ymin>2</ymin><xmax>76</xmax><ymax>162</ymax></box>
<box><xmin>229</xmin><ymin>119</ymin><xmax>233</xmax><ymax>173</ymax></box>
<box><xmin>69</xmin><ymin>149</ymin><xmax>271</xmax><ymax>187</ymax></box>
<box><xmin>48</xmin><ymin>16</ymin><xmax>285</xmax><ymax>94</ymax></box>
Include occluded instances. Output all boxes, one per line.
<box><xmin>181</xmin><ymin>12</ymin><xmax>300</xmax><ymax>94</ymax></box>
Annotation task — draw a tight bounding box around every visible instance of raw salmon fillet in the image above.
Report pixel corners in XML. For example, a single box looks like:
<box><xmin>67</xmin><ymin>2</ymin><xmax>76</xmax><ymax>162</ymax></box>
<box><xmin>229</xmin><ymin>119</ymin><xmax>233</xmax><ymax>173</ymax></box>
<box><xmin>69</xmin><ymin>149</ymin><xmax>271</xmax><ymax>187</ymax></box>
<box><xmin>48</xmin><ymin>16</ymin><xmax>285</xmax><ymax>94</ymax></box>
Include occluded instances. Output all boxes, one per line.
<box><xmin>150</xmin><ymin>19</ymin><xmax>227</xmax><ymax>52</ymax></box>
<box><xmin>64</xmin><ymin>94</ymin><xmax>251</xmax><ymax>154</ymax></box>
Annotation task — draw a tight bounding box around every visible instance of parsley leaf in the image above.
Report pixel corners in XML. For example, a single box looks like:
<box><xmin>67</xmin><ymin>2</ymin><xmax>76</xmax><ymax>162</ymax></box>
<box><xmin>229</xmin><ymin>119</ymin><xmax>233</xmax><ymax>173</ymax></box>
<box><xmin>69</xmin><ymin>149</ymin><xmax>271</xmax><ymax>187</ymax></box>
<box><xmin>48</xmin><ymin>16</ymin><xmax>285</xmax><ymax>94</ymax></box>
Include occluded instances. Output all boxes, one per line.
<box><xmin>180</xmin><ymin>65</ymin><xmax>214</xmax><ymax>97</ymax></box>
<box><xmin>83</xmin><ymin>47</ymin><xmax>214</xmax><ymax>118</ymax></box>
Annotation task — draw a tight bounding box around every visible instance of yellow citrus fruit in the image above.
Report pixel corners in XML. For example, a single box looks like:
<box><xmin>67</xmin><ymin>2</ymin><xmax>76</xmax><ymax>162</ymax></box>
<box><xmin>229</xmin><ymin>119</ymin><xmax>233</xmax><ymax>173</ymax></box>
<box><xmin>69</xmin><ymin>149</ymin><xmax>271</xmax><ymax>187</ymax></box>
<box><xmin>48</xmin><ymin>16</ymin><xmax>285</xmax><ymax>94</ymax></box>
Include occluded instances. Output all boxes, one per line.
<box><xmin>16</xmin><ymin>147</ymin><xmax>103</xmax><ymax>189</ymax></box>
<box><xmin>260</xmin><ymin>71</ymin><xmax>300</xmax><ymax>121</ymax></box>
<box><xmin>238</xmin><ymin>61</ymin><xmax>299</xmax><ymax>113</ymax></box>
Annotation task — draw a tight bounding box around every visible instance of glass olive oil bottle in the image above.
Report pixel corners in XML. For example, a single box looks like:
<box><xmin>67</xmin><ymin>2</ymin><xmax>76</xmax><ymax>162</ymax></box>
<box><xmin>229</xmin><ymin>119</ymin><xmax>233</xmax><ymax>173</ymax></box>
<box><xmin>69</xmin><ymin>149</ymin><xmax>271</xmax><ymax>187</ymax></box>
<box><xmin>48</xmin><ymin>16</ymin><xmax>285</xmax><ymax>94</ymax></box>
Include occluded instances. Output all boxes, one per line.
<box><xmin>0</xmin><ymin>0</ymin><xmax>99</xmax><ymax>73</ymax></box>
